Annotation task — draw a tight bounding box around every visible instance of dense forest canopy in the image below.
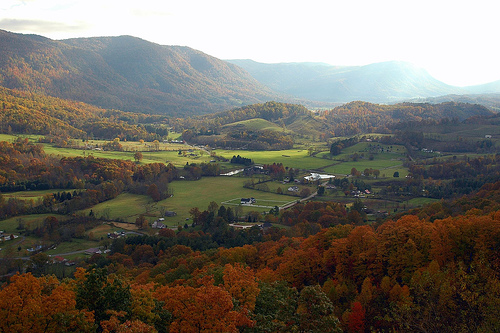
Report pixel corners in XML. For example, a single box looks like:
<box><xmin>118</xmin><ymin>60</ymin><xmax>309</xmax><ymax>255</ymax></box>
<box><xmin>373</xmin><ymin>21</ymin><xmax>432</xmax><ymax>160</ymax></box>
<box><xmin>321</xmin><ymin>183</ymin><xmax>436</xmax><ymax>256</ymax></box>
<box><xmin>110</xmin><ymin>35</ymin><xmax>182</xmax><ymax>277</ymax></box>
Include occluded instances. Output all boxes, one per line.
<box><xmin>2</xmin><ymin>182</ymin><xmax>500</xmax><ymax>332</ymax></box>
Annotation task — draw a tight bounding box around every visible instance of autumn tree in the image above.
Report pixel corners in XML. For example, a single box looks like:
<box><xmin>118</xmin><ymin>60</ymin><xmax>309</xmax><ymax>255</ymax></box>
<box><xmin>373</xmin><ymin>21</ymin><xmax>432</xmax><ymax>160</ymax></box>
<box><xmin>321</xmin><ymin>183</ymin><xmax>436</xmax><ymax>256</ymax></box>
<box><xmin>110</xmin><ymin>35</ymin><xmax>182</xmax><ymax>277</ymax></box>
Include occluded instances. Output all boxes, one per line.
<box><xmin>223</xmin><ymin>263</ymin><xmax>260</xmax><ymax>313</ymax></box>
<box><xmin>134</xmin><ymin>151</ymin><xmax>143</xmax><ymax>163</ymax></box>
<box><xmin>155</xmin><ymin>277</ymin><xmax>252</xmax><ymax>333</ymax></box>
<box><xmin>135</xmin><ymin>215</ymin><xmax>149</xmax><ymax>230</ymax></box>
<box><xmin>0</xmin><ymin>273</ymin><xmax>95</xmax><ymax>332</ymax></box>
<box><xmin>153</xmin><ymin>140</ymin><xmax>160</xmax><ymax>151</ymax></box>
<box><xmin>147</xmin><ymin>184</ymin><xmax>161</xmax><ymax>202</ymax></box>
<box><xmin>345</xmin><ymin>301</ymin><xmax>365</xmax><ymax>333</ymax></box>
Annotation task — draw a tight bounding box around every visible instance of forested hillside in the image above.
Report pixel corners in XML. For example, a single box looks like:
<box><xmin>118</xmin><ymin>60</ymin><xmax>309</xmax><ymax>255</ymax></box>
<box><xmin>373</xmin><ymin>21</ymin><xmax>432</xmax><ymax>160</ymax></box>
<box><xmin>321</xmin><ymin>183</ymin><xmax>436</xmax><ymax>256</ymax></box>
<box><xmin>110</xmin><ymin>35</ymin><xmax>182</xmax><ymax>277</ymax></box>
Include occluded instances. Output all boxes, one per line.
<box><xmin>173</xmin><ymin>100</ymin><xmax>495</xmax><ymax>145</ymax></box>
<box><xmin>322</xmin><ymin>101</ymin><xmax>493</xmax><ymax>136</ymax></box>
<box><xmin>0</xmin><ymin>30</ymin><xmax>279</xmax><ymax>115</ymax></box>
<box><xmin>0</xmin><ymin>86</ymin><xmax>166</xmax><ymax>140</ymax></box>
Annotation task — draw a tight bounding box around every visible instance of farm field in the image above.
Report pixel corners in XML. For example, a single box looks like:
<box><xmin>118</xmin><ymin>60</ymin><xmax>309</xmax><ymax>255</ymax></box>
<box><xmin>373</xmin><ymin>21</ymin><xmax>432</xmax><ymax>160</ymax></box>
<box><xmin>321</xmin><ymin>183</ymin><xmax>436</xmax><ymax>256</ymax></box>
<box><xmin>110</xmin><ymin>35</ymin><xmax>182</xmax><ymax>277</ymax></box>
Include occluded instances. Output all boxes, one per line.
<box><xmin>222</xmin><ymin>118</ymin><xmax>285</xmax><ymax>132</ymax></box>
<box><xmin>215</xmin><ymin>148</ymin><xmax>333</xmax><ymax>170</ymax></box>
<box><xmin>0</xmin><ymin>133</ymin><xmax>43</xmax><ymax>142</ymax></box>
<box><xmin>81</xmin><ymin>193</ymin><xmax>155</xmax><ymax>224</ymax></box>
<box><xmin>44</xmin><ymin>238</ymin><xmax>98</xmax><ymax>256</ymax></box>
<box><xmin>163</xmin><ymin>176</ymin><xmax>299</xmax><ymax>226</ymax></box>
<box><xmin>39</xmin><ymin>141</ymin><xmax>230</xmax><ymax>169</ymax></box>
<box><xmin>0</xmin><ymin>213</ymin><xmax>68</xmax><ymax>234</ymax></box>
<box><xmin>1</xmin><ymin>134</ymin><xmax>411</xmax><ymax>176</ymax></box>
<box><xmin>3</xmin><ymin>189</ymin><xmax>80</xmax><ymax>202</ymax></box>
<box><xmin>76</xmin><ymin>177</ymin><xmax>301</xmax><ymax>228</ymax></box>
<box><xmin>323</xmin><ymin>162</ymin><xmax>408</xmax><ymax>178</ymax></box>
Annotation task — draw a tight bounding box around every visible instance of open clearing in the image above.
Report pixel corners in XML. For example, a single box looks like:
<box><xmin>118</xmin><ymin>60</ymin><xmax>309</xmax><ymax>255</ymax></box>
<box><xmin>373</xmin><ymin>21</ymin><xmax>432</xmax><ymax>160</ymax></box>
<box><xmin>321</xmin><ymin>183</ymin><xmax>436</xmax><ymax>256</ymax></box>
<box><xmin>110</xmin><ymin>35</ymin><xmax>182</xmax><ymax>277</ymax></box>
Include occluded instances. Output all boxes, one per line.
<box><xmin>81</xmin><ymin>193</ymin><xmax>154</xmax><ymax>223</ymax></box>
<box><xmin>162</xmin><ymin>177</ymin><xmax>297</xmax><ymax>226</ymax></box>
<box><xmin>3</xmin><ymin>189</ymin><xmax>80</xmax><ymax>202</ymax></box>
<box><xmin>221</xmin><ymin>197</ymin><xmax>296</xmax><ymax>209</ymax></box>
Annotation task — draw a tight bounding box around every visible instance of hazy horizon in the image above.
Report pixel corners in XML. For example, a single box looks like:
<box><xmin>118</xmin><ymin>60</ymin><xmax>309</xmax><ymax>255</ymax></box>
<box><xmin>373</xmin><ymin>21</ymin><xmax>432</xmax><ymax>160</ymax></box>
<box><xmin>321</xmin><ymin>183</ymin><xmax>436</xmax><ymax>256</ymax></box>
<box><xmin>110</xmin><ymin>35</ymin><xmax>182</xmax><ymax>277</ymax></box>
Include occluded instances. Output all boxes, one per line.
<box><xmin>1</xmin><ymin>0</ymin><xmax>498</xmax><ymax>87</ymax></box>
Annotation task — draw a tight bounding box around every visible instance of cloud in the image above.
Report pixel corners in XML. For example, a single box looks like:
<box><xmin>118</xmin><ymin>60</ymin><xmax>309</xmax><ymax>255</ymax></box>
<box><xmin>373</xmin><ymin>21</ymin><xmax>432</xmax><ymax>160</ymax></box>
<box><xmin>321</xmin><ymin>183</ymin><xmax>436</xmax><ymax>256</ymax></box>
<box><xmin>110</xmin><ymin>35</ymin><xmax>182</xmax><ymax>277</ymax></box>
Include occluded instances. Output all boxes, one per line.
<box><xmin>0</xmin><ymin>18</ymin><xmax>90</xmax><ymax>34</ymax></box>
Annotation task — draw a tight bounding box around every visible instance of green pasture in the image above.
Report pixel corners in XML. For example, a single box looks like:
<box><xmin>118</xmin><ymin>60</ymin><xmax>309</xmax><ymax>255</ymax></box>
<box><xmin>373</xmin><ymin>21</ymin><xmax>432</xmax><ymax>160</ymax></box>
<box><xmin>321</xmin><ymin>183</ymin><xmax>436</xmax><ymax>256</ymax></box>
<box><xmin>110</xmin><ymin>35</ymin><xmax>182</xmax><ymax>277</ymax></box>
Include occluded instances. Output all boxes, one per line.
<box><xmin>81</xmin><ymin>193</ymin><xmax>155</xmax><ymax>223</ymax></box>
<box><xmin>74</xmin><ymin>139</ymin><xmax>188</xmax><ymax>153</ymax></box>
<box><xmin>77</xmin><ymin>176</ymin><xmax>301</xmax><ymax>228</ymax></box>
<box><xmin>323</xmin><ymin>160</ymin><xmax>407</xmax><ymax>177</ymax></box>
<box><xmin>44</xmin><ymin>238</ymin><xmax>97</xmax><ymax>256</ymax></box>
<box><xmin>215</xmin><ymin>149</ymin><xmax>333</xmax><ymax>170</ymax></box>
<box><xmin>0</xmin><ymin>133</ymin><xmax>43</xmax><ymax>143</ymax></box>
<box><xmin>40</xmin><ymin>142</ymin><xmax>220</xmax><ymax>168</ymax></box>
<box><xmin>0</xmin><ymin>213</ymin><xmax>68</xmax><ymax>234</ymax></box>
<box><xmin>3</xmin><ymin>189</ymin><xmax>80</xmax><ymax>202</ymax></box>
<box><xmin>163</xmin><ymin>176</ymin><xmax>298</xmax><ymax>225</ymax></box>
<box><xmin>406</xmin><ymin>197</ymin><xmax>440</xmax><ymax>207</ymax></box>
<box><xmin>222</xmin><ymin>118</ymin><xmax>284</xmax><ymax>132</ymax></box>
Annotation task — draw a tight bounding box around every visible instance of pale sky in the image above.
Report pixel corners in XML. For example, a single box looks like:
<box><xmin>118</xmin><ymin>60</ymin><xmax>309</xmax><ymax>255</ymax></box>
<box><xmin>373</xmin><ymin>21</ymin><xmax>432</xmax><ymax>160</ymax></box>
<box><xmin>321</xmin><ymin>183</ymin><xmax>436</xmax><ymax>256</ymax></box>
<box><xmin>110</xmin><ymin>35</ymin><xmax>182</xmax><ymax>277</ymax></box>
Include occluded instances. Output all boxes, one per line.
<box><xmin>0</xmin><ymin>0</ymin><xmax>498</xmax><ymax>87</ymax></box>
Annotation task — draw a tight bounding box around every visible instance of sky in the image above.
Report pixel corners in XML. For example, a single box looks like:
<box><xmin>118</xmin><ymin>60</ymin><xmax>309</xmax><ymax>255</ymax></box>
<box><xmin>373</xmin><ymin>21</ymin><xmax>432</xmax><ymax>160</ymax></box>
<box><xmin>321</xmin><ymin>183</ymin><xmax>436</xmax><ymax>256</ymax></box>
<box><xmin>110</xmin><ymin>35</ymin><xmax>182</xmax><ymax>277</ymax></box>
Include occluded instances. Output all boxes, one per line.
<box><xmin>0</xmin><ymin>0</ymin><xmax>498</xmax><ymax>87</ymax></box>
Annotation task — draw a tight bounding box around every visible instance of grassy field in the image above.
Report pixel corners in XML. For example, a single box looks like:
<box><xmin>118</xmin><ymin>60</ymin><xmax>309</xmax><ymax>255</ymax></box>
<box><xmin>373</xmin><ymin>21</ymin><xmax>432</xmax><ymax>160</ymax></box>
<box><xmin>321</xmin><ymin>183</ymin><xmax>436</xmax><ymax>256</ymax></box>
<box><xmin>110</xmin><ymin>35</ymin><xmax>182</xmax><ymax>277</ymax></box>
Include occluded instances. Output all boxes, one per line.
<box><xmin>215</xmin><ymin>149</ymin><xmax>333</xmax><ymax>170</ymax></box>
<box><xmin>0</xmin><ymin>213</ymin><xmax>68</xmax><ymax>234</ymax></box>
<box><xmin>423</xmin><ymin>123</ymin><xmax>500</xmax><ymax>140</ymax></box>
<box><xmin>40</xmin><ymin>142</ymin><xmax>227</xmax><ymax>168</ymax></box>
<box><xmin>75</xmin><ymin>177</ymin><xmax>300</xmax><ymax>227</ymax></box>
<box><xmin>44</xmin><ymin>238</ymin><xmax>98</xmax><ymax>256</ymax></box>
<box><xmin>222</xmin><ymin>118</ymin><xmax>284</xmax><ymax>132</ymax></box>
<box><xmin>313</xmin><ymin>142</ymin><xmax>409</xmax><ymax>177</ymax></box>
<box><xmin>406</xmin><ymin>197</ymin><xmax>440</xmax><ymax>206</ymax></box>
<box><xmin>81</xmin><ymin>193</ymin><xmax>155</xmax><ymax>223</ymax></box>
<box><xmin>0</xmin><ymin>133</ymin><xmax>43</xmax><ymax>143</ymax></box>
<box><xmin>3</xmin><ymin>189</ymin><xmax>80</xmax><ymax>202</ymax></box>
<box><xmin>162</xmin><ymin>177</ymin><xmax>299</xmax><ymax>226</ymax></box>
<box><xmin>3</xmin><ymin>135</ymin><xmax>409</xmax><ymax>175</ymax></box>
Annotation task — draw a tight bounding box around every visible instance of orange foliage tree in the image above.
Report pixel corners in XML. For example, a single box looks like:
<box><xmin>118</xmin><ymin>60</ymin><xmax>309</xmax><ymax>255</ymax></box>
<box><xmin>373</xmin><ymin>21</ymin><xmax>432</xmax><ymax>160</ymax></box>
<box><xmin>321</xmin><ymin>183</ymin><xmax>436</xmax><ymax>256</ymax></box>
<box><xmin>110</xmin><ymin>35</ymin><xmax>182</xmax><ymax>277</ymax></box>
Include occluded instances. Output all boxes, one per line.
<box><xmin>0</xmin><ymin>273</ymin><xmax>95</xmax><ymax>332</ymax></box>
<box><xmin>155</xmin><ymin>276</ymin><xmax>253</xmax><ymax>332</ymax></box>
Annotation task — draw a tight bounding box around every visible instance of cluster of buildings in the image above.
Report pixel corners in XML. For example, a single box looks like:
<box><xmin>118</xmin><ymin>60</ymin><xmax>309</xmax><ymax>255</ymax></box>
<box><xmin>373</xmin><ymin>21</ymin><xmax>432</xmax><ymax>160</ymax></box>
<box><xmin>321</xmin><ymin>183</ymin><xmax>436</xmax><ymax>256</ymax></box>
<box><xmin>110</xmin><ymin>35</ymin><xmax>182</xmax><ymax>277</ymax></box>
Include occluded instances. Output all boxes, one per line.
<box><xmin>0</xmin><ymin>230</ymin><xmax>18</xmax><ymax>242</ymax></box>
<box><xmin>240</xmin><ymin>197</ymin><xmax>257</xmax><ymax>205</ymax></box>
<box><xmin>107</xmin><ymin>231</ymin><xmax>126</xmax><ymax>239</ymax></box>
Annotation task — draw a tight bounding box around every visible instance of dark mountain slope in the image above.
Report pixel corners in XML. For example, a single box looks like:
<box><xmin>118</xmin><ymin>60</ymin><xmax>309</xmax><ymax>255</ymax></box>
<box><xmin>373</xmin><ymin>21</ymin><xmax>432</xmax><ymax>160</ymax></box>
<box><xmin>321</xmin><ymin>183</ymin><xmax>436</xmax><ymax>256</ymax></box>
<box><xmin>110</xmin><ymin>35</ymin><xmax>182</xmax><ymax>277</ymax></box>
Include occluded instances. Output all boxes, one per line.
<box><xmin>0</xmin><ymin>30</ymin><xmax>278</xmax><ymax>115</ymax></box>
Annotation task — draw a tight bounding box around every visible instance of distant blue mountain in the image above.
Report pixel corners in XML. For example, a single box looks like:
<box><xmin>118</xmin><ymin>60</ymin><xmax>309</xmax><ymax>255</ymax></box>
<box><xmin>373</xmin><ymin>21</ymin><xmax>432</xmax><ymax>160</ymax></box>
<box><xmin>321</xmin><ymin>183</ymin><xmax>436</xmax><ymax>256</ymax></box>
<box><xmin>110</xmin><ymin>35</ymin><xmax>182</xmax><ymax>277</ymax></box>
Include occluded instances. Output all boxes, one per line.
<box><xmin>227</xmin><ymin>59</ymin><xmax>500</xmax><ymax>103</ymax></box>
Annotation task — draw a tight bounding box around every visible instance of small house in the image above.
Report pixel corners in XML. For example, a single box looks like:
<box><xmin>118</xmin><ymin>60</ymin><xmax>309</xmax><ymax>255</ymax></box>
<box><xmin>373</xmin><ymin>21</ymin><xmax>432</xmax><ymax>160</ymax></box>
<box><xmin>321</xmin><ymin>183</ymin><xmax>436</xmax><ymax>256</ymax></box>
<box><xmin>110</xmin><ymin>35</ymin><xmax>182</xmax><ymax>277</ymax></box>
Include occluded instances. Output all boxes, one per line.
<box><xmin>241</xmin><ymin>198</ymin><xmax>256</xmax><ymax>205</ymax></box>
<box><xmin>152</xmin><ymin>221</ymin><xmax>166</xmax><ymax>229</ymax></box>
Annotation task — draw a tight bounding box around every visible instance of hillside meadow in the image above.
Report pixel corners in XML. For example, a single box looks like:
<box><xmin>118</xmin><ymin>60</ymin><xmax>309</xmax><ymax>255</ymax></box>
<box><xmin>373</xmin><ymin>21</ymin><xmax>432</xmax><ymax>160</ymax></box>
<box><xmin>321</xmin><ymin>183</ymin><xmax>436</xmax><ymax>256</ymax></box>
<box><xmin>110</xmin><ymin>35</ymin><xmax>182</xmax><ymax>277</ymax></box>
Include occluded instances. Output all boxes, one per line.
<box><xmin>159</xmin><ymin>176</ymin><xmax>299</xmax><ymax>226</ymax></box>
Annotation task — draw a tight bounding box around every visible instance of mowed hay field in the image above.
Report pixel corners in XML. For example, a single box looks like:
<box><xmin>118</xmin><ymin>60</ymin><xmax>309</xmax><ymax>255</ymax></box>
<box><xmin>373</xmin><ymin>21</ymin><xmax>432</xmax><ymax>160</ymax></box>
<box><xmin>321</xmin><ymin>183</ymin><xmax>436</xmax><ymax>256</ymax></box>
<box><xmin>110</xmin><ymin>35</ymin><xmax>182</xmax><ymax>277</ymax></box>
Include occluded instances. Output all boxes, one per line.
<box><xmin>0</xmin><ymin>213</ymin><xmax>68</xmax><ymax>234</ymax></box>
<box><xmin>77</xmin><ymin>176</ymin><xmax>295</xmax><ymax>227</ymax></box>
<box><xmin>216</xmin><ymin>149</ymin><xmax>333</xmax><ymax>170</ymax></box>
<box><xmin>163</xmin><ymin>176</ymin><xmax>297</xmax><ymax>226</ymax></box>
<box><xmin>81</xmin><ymin>193</ymin><xmax>153</xmax><ymax>223</ymax></box>
<box><xmin>40</xmin><ymin>141</ymin><xmax>223</xmax><ymax>168</ymax></box>
<box><xmin>3</xmin><ymin>189</ymin><xmax>80</xmax><ymax>202</ymax></box>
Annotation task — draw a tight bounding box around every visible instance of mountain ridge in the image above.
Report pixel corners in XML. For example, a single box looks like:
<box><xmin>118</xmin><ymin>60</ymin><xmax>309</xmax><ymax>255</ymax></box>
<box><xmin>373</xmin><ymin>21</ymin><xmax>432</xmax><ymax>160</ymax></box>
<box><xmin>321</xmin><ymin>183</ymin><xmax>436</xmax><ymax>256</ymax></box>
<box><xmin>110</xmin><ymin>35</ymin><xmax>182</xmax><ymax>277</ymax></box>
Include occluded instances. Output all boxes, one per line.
<box><xmin>227</xmin><ymin>59</ymin><xmax>500</xmax><ymax>104</ymax></box>
<box><xmin>0</xmin><ymin>30</ymin><xmax>280</xmax><ymax>116</ymax></box>
<box><xmin>1</xmin><ymin>29</ymin><xmax>500</xmax><ymax>116</ymax></box>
